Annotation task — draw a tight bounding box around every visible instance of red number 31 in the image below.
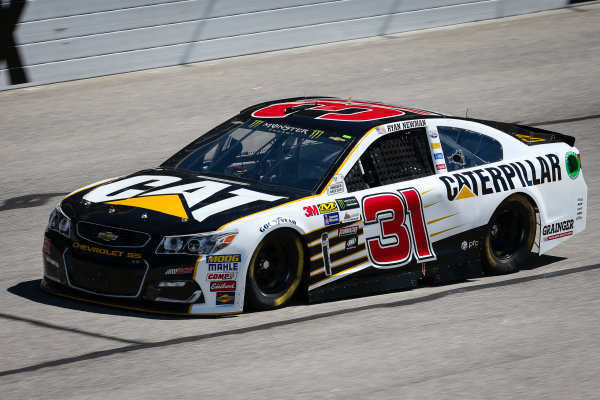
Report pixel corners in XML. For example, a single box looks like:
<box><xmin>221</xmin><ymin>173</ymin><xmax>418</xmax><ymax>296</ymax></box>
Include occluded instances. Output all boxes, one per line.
<box><xmin>362</xmin><ymin>188</ymin><xmax>435</xmax><ymax>268</ymax></box>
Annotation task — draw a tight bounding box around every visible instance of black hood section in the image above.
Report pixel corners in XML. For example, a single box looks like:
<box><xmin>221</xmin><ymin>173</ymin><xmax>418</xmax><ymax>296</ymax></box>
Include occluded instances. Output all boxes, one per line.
<box><xmin>61</xmin><ymin>169</ymin><xmax>304</xmax><ymax>235</ymax></box>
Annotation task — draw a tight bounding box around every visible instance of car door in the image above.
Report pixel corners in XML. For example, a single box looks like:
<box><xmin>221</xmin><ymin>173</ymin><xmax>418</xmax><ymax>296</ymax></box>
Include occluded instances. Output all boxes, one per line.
<box><xmin>339</xmin><ymin>121</ymin><xmax>459</xmax><ymax>275</ymax></box>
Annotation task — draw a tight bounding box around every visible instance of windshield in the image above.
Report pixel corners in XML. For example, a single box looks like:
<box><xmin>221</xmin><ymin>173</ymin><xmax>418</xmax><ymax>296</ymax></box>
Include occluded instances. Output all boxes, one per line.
<box><xmin>161</xmin><ymin>118</ymin><xmax>354</xmax><ymax>192</ymax></box>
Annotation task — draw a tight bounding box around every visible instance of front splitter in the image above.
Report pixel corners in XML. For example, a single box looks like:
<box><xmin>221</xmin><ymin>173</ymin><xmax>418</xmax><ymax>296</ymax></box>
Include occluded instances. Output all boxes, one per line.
<box><xmin>41</xmin><ymin>278</ymin><xmax>241</xmax><ymax>317</ymax></box>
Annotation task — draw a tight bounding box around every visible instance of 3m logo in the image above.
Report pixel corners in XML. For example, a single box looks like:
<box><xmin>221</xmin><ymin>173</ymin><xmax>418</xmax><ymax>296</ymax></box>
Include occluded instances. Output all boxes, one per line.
<box><xmin>304</xmin><ymin>205</ymin><xmax>319</xmax><ymax>217</ymax></box>
<box><xmin>318</xmin><ymin>202</ymin><xmax>338</xmax><ymax>214</ymax></box>
<box><xmin>207</xmin><ymin>254</ymin><xmax>240</xmax><ymax>263</ymax></box>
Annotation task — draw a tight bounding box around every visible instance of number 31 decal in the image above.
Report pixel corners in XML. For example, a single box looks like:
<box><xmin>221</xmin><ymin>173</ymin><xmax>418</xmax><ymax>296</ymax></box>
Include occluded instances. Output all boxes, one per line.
<box><xmin>362</xmin><ymin>188</ymin><xmax>435</xmax><ymax>268</ymax></box>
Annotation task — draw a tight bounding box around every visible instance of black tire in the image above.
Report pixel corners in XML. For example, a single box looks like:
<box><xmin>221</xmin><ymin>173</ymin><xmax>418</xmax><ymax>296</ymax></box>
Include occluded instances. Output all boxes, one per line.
<box><xmin>245</xmin><ymin>230</ymin><xmax>305</xmax><ymax>310</ymax></box>
<box><xmin>483</xmin><ymin>194</ymin><xmax>536</xmax><ymax>275</ymax></box>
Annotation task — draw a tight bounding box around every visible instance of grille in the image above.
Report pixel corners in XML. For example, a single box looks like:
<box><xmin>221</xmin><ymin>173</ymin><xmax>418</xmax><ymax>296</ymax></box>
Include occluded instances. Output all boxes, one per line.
<box><xmin>65</xmin><ymin>252</ymin><xmax>148</xmax><ymax>297</ymax></box>
<box><xmin>77</xmin><ymin>222</ymin><xmax>150</xmax><ymax>247</ymax></box>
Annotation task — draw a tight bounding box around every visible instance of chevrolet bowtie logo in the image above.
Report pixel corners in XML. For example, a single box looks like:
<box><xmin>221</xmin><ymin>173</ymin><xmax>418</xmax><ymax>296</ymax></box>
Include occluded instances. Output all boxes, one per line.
<box><xmin>98</xmin><ymin>231</ymin><xmax>118</xmax><ymax>241</ymax></box>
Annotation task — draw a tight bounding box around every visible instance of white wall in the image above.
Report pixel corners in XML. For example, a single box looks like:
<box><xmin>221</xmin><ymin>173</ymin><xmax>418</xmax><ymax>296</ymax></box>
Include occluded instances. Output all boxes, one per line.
<box><xmin>0</xmin><ymin>0</ymin><xmax>573</xmax><ymax>90</ymax></box>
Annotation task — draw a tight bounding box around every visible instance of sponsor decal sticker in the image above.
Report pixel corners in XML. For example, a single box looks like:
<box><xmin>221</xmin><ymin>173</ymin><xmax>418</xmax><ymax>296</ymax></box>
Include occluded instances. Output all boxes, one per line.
<box><xmin>429</xmin><ymin>130</ymin><xmax>439</xmax><ymax>139</ymax></box>
<box><xmin>165</xmin><ymin>267</ymin><xmax>195</xmax><ymax>275</ymax></box>
<box><xmin>206</xmin><ymin>272</ymin><xmax>237</xmax><ymax>281</ymax></box>
<box><xmin>338</xmin><ymin>225</ymin><xmax>359</xmax><ymax>237</ymax></box>
<box><xmin>439</xmin><ymin>154</ymin><xmax>562</xmax><ymax>201</ymax></box>
<box><xmin>262</xmin><ymin>122</ymin><xmax>309</xmax><ymax>135</ymax></box>
<box><xmin>436</xmin><ymin>164</ymin><xmax>446</xmax><ymax>170</ymax></box>
<box><xmin>341</xmin><ymin>210</ymin><xmax>362</xmax><ymax>223</ymax></box>
<box><xmin>207</xmin><ymin>254</ymin><xmax>241</xmax><ymax>271</ymax></box>
<box><xmin>323</xmin><ymin>212</ymin><xmax>340</xmax><ymax>226</ymax></box>
<box><xmin>216</xmin><ymin>291</ymin><xmax>235</xmax><ymax>305</ymax></box>
<box><xmin>335</xmin><ymin>197</ymin><xmax>360</xmax><ymax>210</ymax></box>
<box><xmin>431</xmin><ymin>142</ymin><xmax>441</xmax><ymax>149</ymax></box>
<box><xmin>345</xmin><ymin>236</ymin><xmax>358</xmax><ymax>250</ymax></box>
<box><xmin>565</xmin><ymin>151</ymin><xmax>581</xmax><ymax>180</ymax></box>
<box><xmin>260</xmin><ymin>217</ymin><xmax>297</xmax><ymax>232</ymax></box>
<box><xmin>434</xmin><ymin>153</ymin><xmax>444</xmax><ymax>160</ymax></box>
<box><xmin>327</xmin><ymin>182</ymin><xmax>345</xmax><ymax>195</ymax></box>
<box><xmin>460</xmin><ymin>240</ymin><xmax>479</xmax><ymax>251</ymax></box>
<box><xmin>318</xmin><ymin>202</ymin><xmax>339</xmax><ymax>214</ymax></box>
<box><xmin>542</xmin><ymin>219</ymin><xmax>574</xmax><ymax>241</ymax></box>
<box><xmin>515</xmin><ymin>133</ymin><xmax>546</xmax><ymax>143</ymax></box>
<box><xmin>210</xmin><ymin>281</ymin><xmax>236</xmax><ymax>292</ymax></box>
<box><xmin>83</xmin><ymin>175</ymin><xmax>285</xmax><ymax>223</ymax></box>
<box><xmin>303</xmin><ymin>205</ymin><xmax>319</xmax><ymax>217</ymax></box>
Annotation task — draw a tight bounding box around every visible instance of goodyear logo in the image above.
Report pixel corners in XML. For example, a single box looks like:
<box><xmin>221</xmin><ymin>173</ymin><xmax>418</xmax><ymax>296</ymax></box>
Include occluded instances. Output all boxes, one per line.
<box><xmin>207</xmin><ymin>254</ymin><xmax>240</xmax><ymax>263</ymax></box>
<box><xmin>318</xmin><ymin>202</ymin><xmax>338</xmax><ymax>214</ymax></box>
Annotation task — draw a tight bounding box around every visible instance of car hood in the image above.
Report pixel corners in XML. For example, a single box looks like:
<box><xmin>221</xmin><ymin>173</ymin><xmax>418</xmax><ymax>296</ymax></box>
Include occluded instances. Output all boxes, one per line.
<box><xmin>61</xmin><ymin>169</ymin><xmax>304</xmax><ymax>235</ymax></box>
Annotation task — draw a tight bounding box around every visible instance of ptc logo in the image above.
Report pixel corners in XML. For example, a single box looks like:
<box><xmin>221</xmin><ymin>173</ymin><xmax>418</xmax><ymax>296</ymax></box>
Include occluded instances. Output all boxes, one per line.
<box><xmin>461</xmin><ymin>240</ymin><xmax>479</xmax><ymax>250</ymax></box>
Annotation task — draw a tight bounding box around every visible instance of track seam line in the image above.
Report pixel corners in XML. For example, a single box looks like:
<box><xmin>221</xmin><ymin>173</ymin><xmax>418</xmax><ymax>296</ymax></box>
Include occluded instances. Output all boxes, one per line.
<box><xmin>0</xmin><ymin>313</ymin><xmax>146</xmax><ymax>345</ymax></box>
<box><xmin>1</xmin><ymin>263</ymin><xmax>598</xmax><ymax>378</ymax></box>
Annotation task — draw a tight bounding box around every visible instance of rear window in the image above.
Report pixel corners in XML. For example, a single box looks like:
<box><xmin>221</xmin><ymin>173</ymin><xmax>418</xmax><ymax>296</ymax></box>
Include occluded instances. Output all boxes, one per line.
<box><xmin>438</xmin><ymin>126</ymin><xmax>503</xmax><ymax>171</ymax></box>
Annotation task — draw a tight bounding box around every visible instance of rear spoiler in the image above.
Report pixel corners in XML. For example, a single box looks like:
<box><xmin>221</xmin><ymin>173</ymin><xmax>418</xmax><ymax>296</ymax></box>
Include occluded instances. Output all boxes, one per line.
<box><xmin>471</xmin><ymin>119</ymin><xmax>576</xmax><ymax>147</ymax></box>
<box><xmin>512</xmin><ymin>123</ymin><xmax>575</xmax><ymax>146</ymax></box>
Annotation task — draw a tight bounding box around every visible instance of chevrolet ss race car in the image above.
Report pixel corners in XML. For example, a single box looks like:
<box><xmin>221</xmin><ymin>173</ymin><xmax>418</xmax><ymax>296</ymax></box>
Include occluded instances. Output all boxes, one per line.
<box><xmin>42</xmin><ymin>97</ymin><xmax>587</xmax><ymax>315</ymax></box>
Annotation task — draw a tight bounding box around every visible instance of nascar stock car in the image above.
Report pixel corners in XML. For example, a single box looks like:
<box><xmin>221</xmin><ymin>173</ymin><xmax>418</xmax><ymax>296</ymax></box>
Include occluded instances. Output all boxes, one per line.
<box><xmin>42</xmin><ymin>97</ymin><xmax>587</xmax><ymax>315</ymax></box>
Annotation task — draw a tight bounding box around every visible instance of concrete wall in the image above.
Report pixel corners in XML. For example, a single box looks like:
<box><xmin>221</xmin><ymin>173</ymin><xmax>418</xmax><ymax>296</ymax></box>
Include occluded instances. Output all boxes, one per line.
<box><xmin>0</xmin><ymin>0</ymin><xmax>576</xmax><ymax>90</ymax></box>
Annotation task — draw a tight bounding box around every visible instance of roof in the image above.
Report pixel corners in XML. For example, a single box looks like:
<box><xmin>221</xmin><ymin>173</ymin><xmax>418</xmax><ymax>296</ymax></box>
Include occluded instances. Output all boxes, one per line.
<box><xmin>237</xmin><ymin>97</ymin><xmax>443</xmax><ymax>138</ymax></box>
<box><xmin>238</xmin><ymin>97</ymin><xmax>575</xmax><ymax>146</ymax></box>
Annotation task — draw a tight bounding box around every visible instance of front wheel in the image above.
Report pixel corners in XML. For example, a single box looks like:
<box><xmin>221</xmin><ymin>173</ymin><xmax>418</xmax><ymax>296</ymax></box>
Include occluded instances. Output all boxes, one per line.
<box><xmin>483</xmin><ymin>195</ymin><xmax>536</xmax><ymax>275</ymax></box>
<box><xmin>245</xmin><ymin>230</ymin><xmax>305</xmax><ymax>310</ymax></box>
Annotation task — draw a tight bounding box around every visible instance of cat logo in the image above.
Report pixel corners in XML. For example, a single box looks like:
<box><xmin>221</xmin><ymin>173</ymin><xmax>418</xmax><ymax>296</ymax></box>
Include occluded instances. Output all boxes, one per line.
<box><xmin>515</xmin><ymin>133</ymin><xmax>545</xmax><ymax>143</ymax></box>
<box><xmin>318</xmin><ymin>202</ymin><xmax>339</xmax><ymax>214</ymax></box>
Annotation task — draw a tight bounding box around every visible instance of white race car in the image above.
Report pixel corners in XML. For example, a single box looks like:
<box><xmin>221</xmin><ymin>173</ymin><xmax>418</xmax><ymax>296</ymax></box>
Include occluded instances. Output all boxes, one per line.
<box><xmin>42</xmin><ymin>97</ymin><xmax>586</xmax><ymax>315</ymax></box>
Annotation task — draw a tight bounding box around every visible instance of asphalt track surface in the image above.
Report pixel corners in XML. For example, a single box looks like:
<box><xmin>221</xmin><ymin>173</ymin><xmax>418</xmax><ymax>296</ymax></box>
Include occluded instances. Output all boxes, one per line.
<box><xmin>1</xmin><ymin>4</ymin><xmax>599</xmax><ymax>399</ymax></box>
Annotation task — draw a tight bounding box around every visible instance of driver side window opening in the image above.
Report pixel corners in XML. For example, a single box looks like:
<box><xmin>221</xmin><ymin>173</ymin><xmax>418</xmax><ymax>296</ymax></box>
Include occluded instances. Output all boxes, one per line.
<box><xmin>344</xmin><ymin>128</ymin><xmax>434</xmax><ymax>192</ymax></box>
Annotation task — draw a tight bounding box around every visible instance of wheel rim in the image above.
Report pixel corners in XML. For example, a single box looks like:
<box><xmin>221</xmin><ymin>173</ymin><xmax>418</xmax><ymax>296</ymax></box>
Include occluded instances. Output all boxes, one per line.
<box><xmin>253</xmin><ymin>242</ymin><xmax>293</xmax><ymax>294</ymax></box>
<box><xmin>489</xmin><ymin>206</ymin><xmax>527</xmax><ymax>259</ymax></box>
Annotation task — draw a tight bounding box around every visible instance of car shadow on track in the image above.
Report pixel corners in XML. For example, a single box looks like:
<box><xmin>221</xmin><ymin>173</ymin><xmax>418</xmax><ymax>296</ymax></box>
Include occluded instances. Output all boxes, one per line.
<box><xmin>520</xmin><ymin>254</ymin><xmax>567</xmax><ymax>271</ymax></box>
<box><xmin>8</xmin><ymin>254</ymin><xmax>565</xmax><ymax>318</ymax></box>
<box><xmin>6</xmin><ymin>280</ymin><xmax>229</xmax><ymax>320</ymax></box>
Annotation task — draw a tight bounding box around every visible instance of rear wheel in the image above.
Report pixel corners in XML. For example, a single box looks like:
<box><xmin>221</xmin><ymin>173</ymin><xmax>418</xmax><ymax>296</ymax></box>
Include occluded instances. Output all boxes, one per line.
<box><xmin>245</xmin><ymin>230</ymin><xmax>305</xmax><ymax>310</ymax></box>
<box><xmin>483</xmin><ymin>195</ymin><xmax>536</xmax><ymax>275</ymax></box>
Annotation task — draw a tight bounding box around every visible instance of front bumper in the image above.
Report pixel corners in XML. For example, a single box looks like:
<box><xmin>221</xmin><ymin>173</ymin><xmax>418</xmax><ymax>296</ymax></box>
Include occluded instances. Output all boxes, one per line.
<box><xmin>42</xmin><ymin>230</ymin><xmax>242</xmax><ymax>316</ymax></box>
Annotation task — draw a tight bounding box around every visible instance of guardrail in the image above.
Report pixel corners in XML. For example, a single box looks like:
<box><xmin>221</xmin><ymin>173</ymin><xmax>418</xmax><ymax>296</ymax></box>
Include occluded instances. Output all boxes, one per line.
<box><xmin>0</xmin><ymin>0</ymin><xmax>584</xmax><ymax>90</ymax></box>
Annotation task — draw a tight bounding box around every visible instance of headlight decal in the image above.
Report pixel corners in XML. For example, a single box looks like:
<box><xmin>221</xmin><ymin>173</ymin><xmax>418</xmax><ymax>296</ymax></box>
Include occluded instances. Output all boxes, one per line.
<box><xmin>156</xmin><ymin>231</ymin><xmax>237</xmax><ymax>255</ymax></box>
<box><xmin>47</xmin><ymin>205</ymin><xmax>71</xmax><ymax>238</ymax></box>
